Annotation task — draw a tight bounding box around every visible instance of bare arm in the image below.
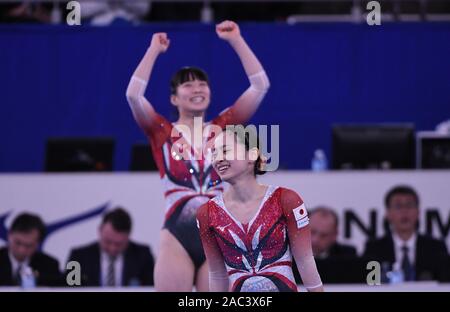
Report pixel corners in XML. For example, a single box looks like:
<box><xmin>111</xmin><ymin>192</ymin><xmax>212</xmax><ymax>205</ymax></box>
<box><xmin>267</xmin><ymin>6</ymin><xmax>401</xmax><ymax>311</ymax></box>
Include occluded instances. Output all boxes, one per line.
<box><xmin>216</xmin><ymin>21</ymin><xmax>270</xmax><ymax>124</ymax></box>
<box><xmin>125</xmin><ymin>33</ymin><xmax>170</xmax><ymax>134</ymax></box>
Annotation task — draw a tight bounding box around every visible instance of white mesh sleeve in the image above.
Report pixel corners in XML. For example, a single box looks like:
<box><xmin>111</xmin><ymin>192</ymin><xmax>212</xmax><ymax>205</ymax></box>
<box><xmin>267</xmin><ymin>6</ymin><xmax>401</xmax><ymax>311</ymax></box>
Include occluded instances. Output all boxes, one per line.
<box><xmin>296</xmin><ymin>254</ymin><xmax>323</xmax><ymax>290</ymax></box>
<box><xmin>125</xmin><ymin>76</ymin><xmax>154</xmax><ymax>129</ymax></box>
<box><xmin>248</xmin><ymin>70</ymin><xmax>270</xmax><ymax>92</ymax></box>
<box><xmin>209</xmin><ymin>271</ymin><xmax>229</xmax><ymax>292</ymax></box>
<box><xmin>233</xmin><ymin>70</ymin><xmax>270</xmax><ymax>112</ymax></box>
<box><xmin>281</xmin><ymin>188</ymin><xmax>323</xmax><ymax>292</ymax></box>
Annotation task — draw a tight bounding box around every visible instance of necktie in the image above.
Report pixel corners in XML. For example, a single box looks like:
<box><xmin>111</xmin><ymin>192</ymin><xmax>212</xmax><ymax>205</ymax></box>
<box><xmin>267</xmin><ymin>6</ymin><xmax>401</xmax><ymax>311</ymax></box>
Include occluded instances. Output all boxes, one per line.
<box><xmin>401</xmin><ymin>245</ymin><xmax>414</xmax><ymax>281</ymax></box>
<box><xmin>14</xmin><ymin>264</ymin><xmax>23</xmax><ymax>286</ymax></box>
<box><xmin>106</xmin><ymin>256</ymin><xmax>116</xmax><ymax>287</ymax></box>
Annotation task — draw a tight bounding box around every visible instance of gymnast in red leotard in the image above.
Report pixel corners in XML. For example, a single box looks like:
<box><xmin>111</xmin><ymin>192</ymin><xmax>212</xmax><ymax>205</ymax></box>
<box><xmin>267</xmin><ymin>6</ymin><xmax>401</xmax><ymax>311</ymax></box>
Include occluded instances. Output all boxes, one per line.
<box><xmin>126</xmin><ymin>21</ymin><xmax>270</xmax><ymax>291</ymax></box>
<box><xmin>197</xmin><ymin>129</ymin><xmax>324</xmax><ymax>292</ymax></box>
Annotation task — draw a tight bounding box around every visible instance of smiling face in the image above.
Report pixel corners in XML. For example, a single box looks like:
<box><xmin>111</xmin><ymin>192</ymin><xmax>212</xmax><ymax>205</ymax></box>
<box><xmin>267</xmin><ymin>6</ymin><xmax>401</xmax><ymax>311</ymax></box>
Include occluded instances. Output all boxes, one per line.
<box><xmin>212</xmin><ymin>130</ymin><xmax>257</xmax><ymax>183</ymax></box>
<box><xmin>171</xmin><ymin>79</ymin><xmax>210</xmax><ymax>114</ymax></box>
<box><xmin>170</xmin><ymin>67</ymin><xmax>211</xmax><ymax>116</ymax></box>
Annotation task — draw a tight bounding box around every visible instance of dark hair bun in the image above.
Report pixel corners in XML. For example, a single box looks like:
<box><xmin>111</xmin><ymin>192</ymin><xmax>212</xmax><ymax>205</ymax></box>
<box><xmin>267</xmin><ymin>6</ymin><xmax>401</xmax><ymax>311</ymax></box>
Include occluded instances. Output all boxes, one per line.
<box><xmin>254</xmin><ymin>155</ymin><xmax>267</xmax><ymax>176</ymax></box>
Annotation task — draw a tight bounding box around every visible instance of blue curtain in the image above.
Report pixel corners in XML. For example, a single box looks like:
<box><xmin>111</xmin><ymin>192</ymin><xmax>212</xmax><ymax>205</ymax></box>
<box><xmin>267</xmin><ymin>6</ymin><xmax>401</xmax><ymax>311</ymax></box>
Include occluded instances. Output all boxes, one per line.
<box><xmin>1</xmin><ymin>22</ymin><xmax>449</xmax><ymax>171</ymax></box>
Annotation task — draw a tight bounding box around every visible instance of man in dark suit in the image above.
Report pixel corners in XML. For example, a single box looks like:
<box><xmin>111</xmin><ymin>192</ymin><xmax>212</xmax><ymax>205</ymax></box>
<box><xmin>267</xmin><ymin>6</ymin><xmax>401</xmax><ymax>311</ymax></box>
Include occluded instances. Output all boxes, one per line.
<box><xmin>309</xmin><ymin>207</ymin><xmax>357</xmax><ymax>259</ymax></box>
<box><xmin>0</xmin><ymin>213</ymin><xmax>61</xmax><ymax>286</ymax></box>
<box><xmin>294</xmin><ymin>206</ymin><xmax>364</xmax><ymax>284</ymax></box>
<box><xmin>363</xmin><ymin>185</ymin><xmax>449</xmax><ymax>282</ymax></box>
<box><xmin>67</xmin><ymin>208</ymin><xmax>155</xmax><ymax>287</ymax></box>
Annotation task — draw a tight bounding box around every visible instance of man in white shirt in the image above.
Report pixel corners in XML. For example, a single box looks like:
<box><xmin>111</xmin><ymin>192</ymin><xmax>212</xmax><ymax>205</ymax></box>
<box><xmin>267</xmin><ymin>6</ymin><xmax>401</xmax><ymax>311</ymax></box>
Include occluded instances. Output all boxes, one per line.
<box><xmin>0</xmin><ymin>213</ymin><xmax>61</xmax><ymax>286</ymax></box>
<box><xmin>67</xmin><ymin>208</ymin><xmax>154</xmax><ymax>287</ymax></box>
<box><xmin>363</xmin><ymin>185</ymin><xmax>449</xmax><ymax>282</ymax></box>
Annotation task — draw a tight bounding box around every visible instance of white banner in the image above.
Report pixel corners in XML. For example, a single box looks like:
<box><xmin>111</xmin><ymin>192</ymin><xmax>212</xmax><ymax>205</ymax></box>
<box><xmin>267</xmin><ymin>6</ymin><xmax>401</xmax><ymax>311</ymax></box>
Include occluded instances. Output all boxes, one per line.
<box><xmin>0</xmin><ymin>171</ymin><xmax>449</xmax><ymax>269</ymax></box>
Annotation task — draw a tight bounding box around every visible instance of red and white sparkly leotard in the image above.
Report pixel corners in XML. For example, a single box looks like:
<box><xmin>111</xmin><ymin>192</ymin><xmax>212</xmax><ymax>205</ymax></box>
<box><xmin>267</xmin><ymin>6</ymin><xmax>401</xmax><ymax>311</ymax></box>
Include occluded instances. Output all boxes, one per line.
<box><xmin>146</xmin><ymin>109</ymin><xmax>241</xmax><ymax>267</ymax></box>
<box><xmin>198</xmin><ymin>186</ymin><xmax>315</xmax><ymax>292</ymax></box>
<box><xmin>126</xmin><ymin>69</ymin><xmax>270</xmax><ymax>269</ymax></box>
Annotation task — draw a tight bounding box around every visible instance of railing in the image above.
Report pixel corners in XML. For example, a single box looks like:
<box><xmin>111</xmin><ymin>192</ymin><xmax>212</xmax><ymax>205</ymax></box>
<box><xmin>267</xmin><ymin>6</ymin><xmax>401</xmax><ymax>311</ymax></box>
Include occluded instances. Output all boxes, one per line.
<box><xmin>0</xmin><ymin>0</ymin><xmax>449</xmax><ymax>23</ymax></box>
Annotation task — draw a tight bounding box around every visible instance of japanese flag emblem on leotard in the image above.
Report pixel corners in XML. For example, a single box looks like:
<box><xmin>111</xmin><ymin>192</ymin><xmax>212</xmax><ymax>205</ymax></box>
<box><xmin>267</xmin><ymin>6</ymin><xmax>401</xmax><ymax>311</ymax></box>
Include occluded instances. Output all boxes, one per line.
<box><xmin>293</xmin><ymin>203</ymin><xmax>309</xmax><ymax>229</ymax></box>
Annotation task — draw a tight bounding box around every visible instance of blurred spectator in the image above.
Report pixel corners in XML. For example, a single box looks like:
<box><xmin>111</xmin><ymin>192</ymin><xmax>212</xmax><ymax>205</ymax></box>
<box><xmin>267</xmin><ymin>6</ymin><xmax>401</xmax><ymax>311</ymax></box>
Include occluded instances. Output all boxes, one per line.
<box><xmin>0</xmin><ymin>213</ymin><xmax>61</xmax><ymax>286</ymax></box>
<box><xmin>294</xmin><ymin>206</ymin><xmax>364</xmax><ymax>284</ymax></box>
<box><xmin>309</xmin><ymin>207</ymin><xmax>357</xmax><ymax>259</ymax></box>
<box><xmin>67</xmin><ymin>207</ymin><xmax>155</xmax><ymax>287</ymax></box>
<box><xmin>363</xmin><ymin>185</ymin><xmax>449</xmax><ymax>282</ymax></box>
<box><xmin>79</xmin><ymin>0</ymin><xmax>150</xmax><ymax>26</ymax></box>
<box><xmin>0</xmin><ymin>1</ymin><xmax>51</xmax><ymax>23</ymax></box>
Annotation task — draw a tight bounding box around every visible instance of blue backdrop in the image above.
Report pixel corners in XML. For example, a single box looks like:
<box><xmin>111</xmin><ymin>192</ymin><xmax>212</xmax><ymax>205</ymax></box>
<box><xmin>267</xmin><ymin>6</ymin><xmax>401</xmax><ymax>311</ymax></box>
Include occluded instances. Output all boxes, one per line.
<box><xmin>1</xmin><ymin>22</ymin><xmax>449</xmax><ymax>172</ymax></box>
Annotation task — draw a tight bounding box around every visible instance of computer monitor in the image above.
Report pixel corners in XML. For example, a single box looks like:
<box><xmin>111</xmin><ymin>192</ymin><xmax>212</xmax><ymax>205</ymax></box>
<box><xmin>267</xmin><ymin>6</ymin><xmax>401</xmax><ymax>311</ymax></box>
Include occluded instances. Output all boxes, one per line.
<box><xmin>416</xmin><ymin>131</ymin><xmax>450</xmax><ymax>169</ymax></box>
<box><xmin>129</xmin><ymin>143</ymin><xmax>158</xmax><ymax>171</ymax></box>
<box><xmin>332</xmin><ymin>124</ymin><xmax>415</xmax><ymax>170</ymax></box>
<box><xmin>45</xmin><ymin>137</ymin><xmax>115</xmax><ymax>172</ymax></box>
